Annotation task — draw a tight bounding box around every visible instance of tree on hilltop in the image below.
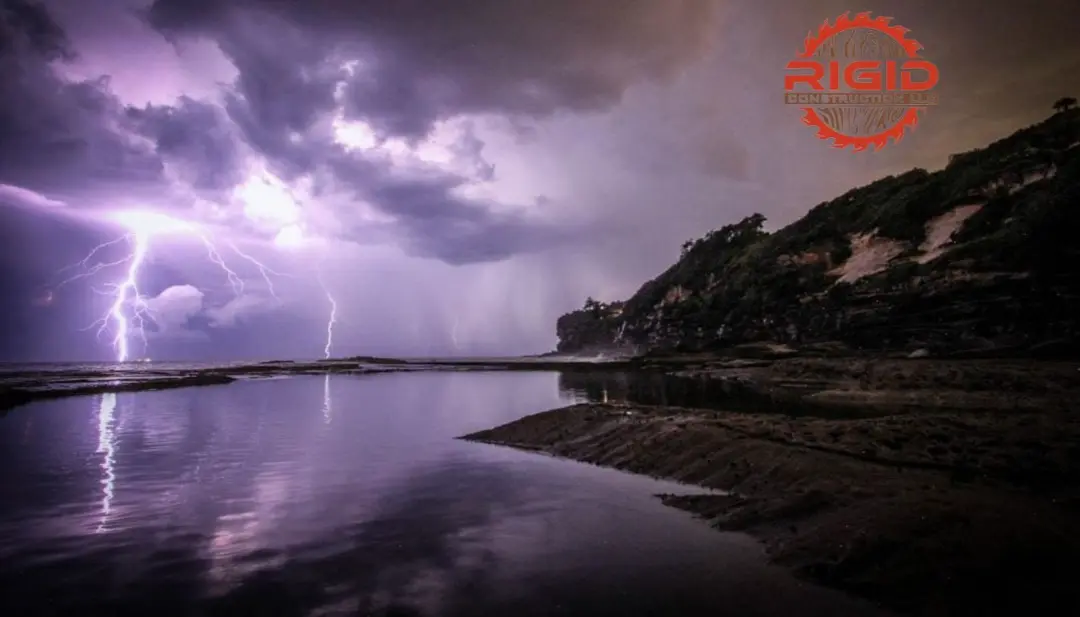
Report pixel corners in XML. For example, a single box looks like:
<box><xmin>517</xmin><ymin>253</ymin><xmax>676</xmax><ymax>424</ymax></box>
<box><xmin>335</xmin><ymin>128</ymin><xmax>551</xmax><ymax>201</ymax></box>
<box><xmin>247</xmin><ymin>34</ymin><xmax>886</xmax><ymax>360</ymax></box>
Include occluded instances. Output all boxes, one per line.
<box><xmin>1053</xmin><ymin>96</ymin><xmax>1077</xmax><ymax>113</ymax></box>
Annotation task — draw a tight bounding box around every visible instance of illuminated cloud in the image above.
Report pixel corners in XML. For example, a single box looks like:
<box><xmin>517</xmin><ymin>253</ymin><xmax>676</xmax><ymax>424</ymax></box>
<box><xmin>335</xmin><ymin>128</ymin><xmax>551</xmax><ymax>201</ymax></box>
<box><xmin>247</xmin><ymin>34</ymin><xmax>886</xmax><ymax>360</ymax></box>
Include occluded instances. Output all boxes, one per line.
<box><xmin>144</xmin><ymin>284</ymin><xmax>205</xmax><ymax>336</ymax></box>
<box><xmin>0</xmin><ymin>184</ymin><xmax>67</xmax><ymax>209</ymax></box>
<box><xmin>204</xmin><ymin>293</ymin><xmax>276</xmax><ymax>328</ymax></box>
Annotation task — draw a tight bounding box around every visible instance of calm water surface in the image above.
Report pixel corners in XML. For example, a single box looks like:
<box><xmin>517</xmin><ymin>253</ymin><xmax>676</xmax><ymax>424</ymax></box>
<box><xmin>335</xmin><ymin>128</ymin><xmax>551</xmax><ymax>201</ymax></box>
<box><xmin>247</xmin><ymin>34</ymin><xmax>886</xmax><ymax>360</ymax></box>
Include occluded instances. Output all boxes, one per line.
<box><xmin>0</xmin><ymin>372</ymin><xmax>888</xmax><ymax>616</ymax></box>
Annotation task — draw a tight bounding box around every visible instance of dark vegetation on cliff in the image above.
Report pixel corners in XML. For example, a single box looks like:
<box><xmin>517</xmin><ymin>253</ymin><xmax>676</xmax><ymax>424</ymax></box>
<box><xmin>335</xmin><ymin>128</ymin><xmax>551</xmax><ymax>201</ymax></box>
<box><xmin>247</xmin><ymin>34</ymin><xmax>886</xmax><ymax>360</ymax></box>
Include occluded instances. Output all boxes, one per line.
<box><xmin>557</xmin><ymin>109</ymin><xmax>1080</xmax><ymax>356</ymax></box>
<box><xmin>554</xmin><ymin>298</ymin><xmax>628</xmax><ymax>354</ymax></box>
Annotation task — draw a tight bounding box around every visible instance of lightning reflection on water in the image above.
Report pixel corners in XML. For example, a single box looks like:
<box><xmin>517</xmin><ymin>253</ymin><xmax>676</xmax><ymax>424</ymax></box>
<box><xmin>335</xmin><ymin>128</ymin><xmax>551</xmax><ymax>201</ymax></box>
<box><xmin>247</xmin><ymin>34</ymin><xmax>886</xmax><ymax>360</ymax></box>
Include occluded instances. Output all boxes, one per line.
<box><xmin>96</xmin><ymin>392</ymin><xmax>117</xmax><ymax>532</ymax></box>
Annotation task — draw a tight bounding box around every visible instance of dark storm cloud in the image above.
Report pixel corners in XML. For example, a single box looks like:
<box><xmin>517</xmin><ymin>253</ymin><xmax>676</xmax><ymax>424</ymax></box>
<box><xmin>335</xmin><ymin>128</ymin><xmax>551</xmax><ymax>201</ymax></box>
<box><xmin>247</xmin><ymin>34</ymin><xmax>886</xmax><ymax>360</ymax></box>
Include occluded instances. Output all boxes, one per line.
<box><xmin>0</xmin><ymin>0</ymin><xmax>164</xmax><ymax>202</ymax></box>
<box><xmin>147</xmin><ymin>0</ymin><xmax>720</xmax><ymax>141</ymax></box>
<box><xmin>136</xmin><ymin>0</ymin><xmax>721</xmax><ymax>264</ymax></box>
<box><xmin>146</xmin><ymin>3</ymin><xmax>344</xmax><ymax>179</ymax></box>
<box><xmin>0</xmin><ymin>0</ymin><xmax>603</xmax><ymax>267</ymax></box>
<box><xmin>125</xmin><ymin>96</ymin><xmax>245</xmax><ymax>195</ymax></box>
<box><xmin>450</xmin><ymin>122</ymin><xmax>496</xmax><ymax>183</ymax></box>
<box><xmin>327</xmin><ymin>151</ymin><xmax>583</xmax><ymax>265</ymax></box>
<box><xmin>0</xmin><ymin>0</ymin><xmax>70</xmax><ymax>59</ymax></box>
<box><xmin>142</xmin><ymin>0</ymin><xmax>665</xmax><ymax>263</ymax></box>
<box><xmin>214</xmin><ymin>13</ymin><xmax>342</xmax><ymax>179</ymax></box>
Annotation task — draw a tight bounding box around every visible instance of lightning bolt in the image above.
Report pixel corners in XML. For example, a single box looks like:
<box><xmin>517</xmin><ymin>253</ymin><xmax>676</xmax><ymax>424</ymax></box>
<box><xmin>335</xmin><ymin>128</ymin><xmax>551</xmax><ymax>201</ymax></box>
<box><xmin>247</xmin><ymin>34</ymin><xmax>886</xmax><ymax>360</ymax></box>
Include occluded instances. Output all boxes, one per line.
<box><xmin>60</xmin><ymin>232</ymin><xmax>152</xmax><ymax>363</ymax></box>
<box><xmin>101</xmin><ymin>232</ymin><xmax>150</xmax><ymax>363</ymax></box>
<box><xmin>53</xmin><ymin>235</ymin><xmax>134</xmax><ymax>290</ymax></box>
<box><xmin>228</xmin><ymin>240</ymin><xmax>284</xmax><ymax>300</ymax></box>
<box><xmin>52</xmin><ymin>212</ymin><xmax>286</xmax><ymax>362</ymax></box>
<box><xmin>318</xmin><ymin>270</ymin><xmax>337</xmax><ymax>359</ymax></box>
<box><xmin>199</xmin><ymin>235</ymin><xmax>245</xmax><ymax>297</ymax></box>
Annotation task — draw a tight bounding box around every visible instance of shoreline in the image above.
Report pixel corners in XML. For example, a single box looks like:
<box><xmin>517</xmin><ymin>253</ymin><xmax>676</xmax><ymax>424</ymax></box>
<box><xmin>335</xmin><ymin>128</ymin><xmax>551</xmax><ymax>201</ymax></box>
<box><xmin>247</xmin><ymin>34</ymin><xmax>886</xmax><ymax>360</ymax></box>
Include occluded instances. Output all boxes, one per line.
<box><xmin>458</xmin><ymin>358</ymin><xmax>1080</xmax><ymax>616</ymax></box>
<box><xmin>0</xmin><ymin>355</ymin><xmax>656</xmax><ymax>412</ymax></box>
<box><xmin>460</xmin><ymin>403</ymin><xmax>1080</xmax><ymax>615</ymax></box>
<box><xmin>3</xmin><ymin>352</ymin><xmax>1077</xmax><ymax>414</ymax></box>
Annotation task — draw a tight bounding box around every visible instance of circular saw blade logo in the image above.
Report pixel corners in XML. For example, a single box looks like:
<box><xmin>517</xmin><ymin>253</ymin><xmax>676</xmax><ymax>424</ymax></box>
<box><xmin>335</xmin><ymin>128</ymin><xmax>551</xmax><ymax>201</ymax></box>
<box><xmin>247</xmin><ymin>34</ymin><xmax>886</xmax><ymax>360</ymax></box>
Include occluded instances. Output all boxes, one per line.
<box><xmin>784</xmin><ymin>12</ymin><xmax>939</xmax><ymax>151</ymax></box>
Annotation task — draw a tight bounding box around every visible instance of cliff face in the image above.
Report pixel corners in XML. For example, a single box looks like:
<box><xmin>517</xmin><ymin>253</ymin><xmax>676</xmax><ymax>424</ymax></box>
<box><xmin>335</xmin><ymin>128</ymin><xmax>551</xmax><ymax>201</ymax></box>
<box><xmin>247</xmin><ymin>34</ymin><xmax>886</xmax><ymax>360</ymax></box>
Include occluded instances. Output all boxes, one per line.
<box><xmin>554</xmin><ymin>300</ymin><xmax>638</xmax><ymax>354</ymax></box>
<box><xmin>556</xmin><ymin>109</ymin><xmax>1080</xmax><ymax>357</ymax></box>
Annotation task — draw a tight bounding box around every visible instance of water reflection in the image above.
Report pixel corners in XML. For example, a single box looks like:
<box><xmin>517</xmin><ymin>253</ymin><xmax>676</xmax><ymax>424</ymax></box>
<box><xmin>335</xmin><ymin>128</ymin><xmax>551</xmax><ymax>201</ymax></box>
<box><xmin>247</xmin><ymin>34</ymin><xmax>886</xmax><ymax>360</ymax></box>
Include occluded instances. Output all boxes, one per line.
<box><xmin>217</xmin><ymin>457</ymin><xmax>532</xmax><ymax>616</ymax></box>
<box><xmin>322</xmin><ymin>373</ymin><xmax>332</xmax><ymax>424</ymax></box>
<box><xmin>0</xmin><ymin>373</ymin><xmax>888</xmax><ymax>616</ymax></box>
<box><xmin>96</xmin><ymin>392</ymin><xmax>117</xmax><ymax>532</ymax></box>
<box><xmin>558</xmin><ymin>371</ymin><xmax>862</xmax><ymax>418</ymax></box>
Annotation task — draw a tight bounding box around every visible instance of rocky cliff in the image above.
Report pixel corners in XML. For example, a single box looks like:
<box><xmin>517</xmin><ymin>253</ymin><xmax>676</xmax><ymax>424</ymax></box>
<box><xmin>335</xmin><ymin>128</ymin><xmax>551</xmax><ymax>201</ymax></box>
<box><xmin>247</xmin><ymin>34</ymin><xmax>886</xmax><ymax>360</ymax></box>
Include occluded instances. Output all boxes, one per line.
<box><xmin>556</xmin><ymin>109</ymin><xmax>1080</xmax><ymax>357</ymax></box>
<box><xmin>554</xmin><ymin>299</ymin><xmax>637</xmax><ymax>354</ymax></box>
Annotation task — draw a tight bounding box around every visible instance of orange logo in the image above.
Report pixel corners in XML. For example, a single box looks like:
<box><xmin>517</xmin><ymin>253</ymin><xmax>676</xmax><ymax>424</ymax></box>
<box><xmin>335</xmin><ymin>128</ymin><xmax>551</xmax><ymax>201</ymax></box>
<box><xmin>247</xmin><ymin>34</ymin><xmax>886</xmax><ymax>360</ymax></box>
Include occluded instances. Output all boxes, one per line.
<box><xmin>784</xmin><ymin>12</ymin><xmax>939</xmax><ymax>151</ymax></box>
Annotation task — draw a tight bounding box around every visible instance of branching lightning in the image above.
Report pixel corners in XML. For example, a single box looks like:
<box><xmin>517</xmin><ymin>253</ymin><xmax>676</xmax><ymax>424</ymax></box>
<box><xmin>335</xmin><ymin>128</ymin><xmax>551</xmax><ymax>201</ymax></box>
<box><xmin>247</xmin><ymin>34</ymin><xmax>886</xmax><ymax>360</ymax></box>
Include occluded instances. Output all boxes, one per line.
<box><xmin>60</xmin><ymin>232</ymin><xmax>152</xmax><ymax>362</ymax></box>
<box><xmin>101</xmin><ymin>232</ymin><xmax>150</xmax><ymax>363</ymax></box>
<box><xmin>228</xmin><ymin>240</ymin><xmax>285</xmax><ymax>300</ymax></box>
<box><xmin>199</xmin><ymin>236</ymin><xmax>245</xmax><ymax>297</ymax></box>
<box><xmin>54</xmin><ymin>235</ymin><xmax>134</xmax><ymax>290</ymax></box>
<box><xmin>52</xmin><ymin>211</ymin><xmax>286</xmax><ymax>362</ymax></box>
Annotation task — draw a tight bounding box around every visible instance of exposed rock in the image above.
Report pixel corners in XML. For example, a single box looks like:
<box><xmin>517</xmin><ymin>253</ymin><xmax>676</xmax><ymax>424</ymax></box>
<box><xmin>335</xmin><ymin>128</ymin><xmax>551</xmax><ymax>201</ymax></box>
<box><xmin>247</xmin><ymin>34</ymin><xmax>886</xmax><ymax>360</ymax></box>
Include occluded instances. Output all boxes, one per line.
<box><xmin>661</xmin><ymin>285</ymin><xmax>691</xmax><ymax>306</ymax></box>
<box><xmin>554</xmin><ymin>300</ymin><xmax>638</xmax><ymax>354</ymax></box>
<box><xmin>916</xmin><ymin>204</ymin><xmax>983</xmax><ymax>264</ymax></box>
<box><xmin>828</xmin><ymin>231</ymin><xmax>905</xmax><ymax>283</ymax></box>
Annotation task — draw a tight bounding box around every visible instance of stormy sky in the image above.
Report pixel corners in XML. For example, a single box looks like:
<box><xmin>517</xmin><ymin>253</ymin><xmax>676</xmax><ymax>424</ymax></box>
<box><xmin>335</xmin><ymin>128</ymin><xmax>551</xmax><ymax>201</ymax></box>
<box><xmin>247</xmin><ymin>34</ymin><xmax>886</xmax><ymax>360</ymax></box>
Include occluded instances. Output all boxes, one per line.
<box><xmin>1</xmin><ymin>0</ymin><xmax>1078</xmax><ymax>362</ymax></box>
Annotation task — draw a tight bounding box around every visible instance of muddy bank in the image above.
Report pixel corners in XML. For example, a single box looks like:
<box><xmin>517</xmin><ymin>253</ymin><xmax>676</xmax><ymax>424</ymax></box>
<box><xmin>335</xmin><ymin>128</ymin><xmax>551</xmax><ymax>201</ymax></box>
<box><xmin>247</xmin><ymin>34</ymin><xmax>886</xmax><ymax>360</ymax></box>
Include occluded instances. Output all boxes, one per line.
<box><xmin>0</xmin><ymin>373</ymin><xmax>238</xmax><ymax>411</ymax></box>
<box><xmin>0</xmin><ymin>356</ymin><xmax>657</xmax><ymax>412</ymax></box>
<box><xmin>703</xmin><ymin>356</ymin><xmax>1080</xmax><ymax>395</ymax></box>
<box><xmin>557</xmin><ymin>357</ymin><xmax>1080</xmax><ymax>422</ymax></box>
<box><xmin>646</xmin><ymin>356</ymin><xmax>1080</xmax><ymax>414</ymax></box>
<box><xmin>0</xmin><ymin>362</ymin><xmax>405</xmax><ymax>412</ymax></box>
<box><xmin>460</xmin><ymin>403</ymin><xmax>1080</xmax><ymax>616</ymax></box>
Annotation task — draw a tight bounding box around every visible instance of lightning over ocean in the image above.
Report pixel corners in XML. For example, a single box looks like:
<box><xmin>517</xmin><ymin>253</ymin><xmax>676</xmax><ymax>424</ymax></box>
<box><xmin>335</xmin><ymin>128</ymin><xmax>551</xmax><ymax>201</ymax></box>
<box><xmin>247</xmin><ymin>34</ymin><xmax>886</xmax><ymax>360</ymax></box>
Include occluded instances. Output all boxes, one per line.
<box><xmin>51</xmin><ymin>211</ymin><xmax>292</xmax><ymax>362</ymax></box>
<box><xmin>317</xmin><ymin>266</ymin><xmax>337</xmax><ymax>360</ymax></box>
